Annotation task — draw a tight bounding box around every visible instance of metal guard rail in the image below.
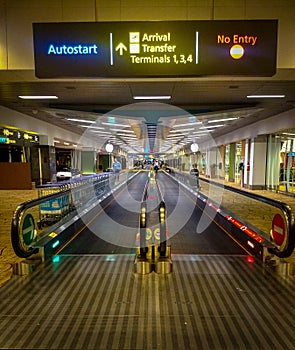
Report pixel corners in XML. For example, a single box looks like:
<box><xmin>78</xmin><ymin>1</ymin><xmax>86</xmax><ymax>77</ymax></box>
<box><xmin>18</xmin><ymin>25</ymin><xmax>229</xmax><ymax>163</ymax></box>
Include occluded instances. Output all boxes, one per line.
<box><xmin>168</xmin><ymin>169</ymin><xmax>295</xmax><ymax>258</ymax></box>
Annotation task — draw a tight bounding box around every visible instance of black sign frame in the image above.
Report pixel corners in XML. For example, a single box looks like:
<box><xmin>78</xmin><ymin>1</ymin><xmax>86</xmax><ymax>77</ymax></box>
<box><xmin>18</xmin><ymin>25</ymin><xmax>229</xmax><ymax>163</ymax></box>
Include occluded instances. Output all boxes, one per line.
<box><xmin>33</xmin><ymin>20</ymin><xmax>278</xmax><ymax>78</ymax></box>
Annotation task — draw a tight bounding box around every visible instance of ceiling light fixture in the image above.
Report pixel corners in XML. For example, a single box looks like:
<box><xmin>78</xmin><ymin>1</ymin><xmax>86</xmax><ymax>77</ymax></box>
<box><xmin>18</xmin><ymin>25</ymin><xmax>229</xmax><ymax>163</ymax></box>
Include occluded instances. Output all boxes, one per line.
<box><xmin>173</xmin><ymin>122</ymin><xmax>202</xmax><ymax>127</ymax></box>
<box><xmin>133</xmin><ymin>95</ymin><xmax>171</xmax><ymax>100</ymax></box>
<box><xmin>18</xmin><ymin>95</ymin><xmax>58</xmax><ymax>99</ymax></box>
<box><xmin>193</xmin><ymin>130</ymin><xmax>212</xmax><ymax>134</ymax></box>
<box><xmin>246</xmin><ymin>95</ymin><xmax>285</xmax><ymax>98</ymax></box>
<box><xmin>193</xmin><ymin>130</ymin><xmax>209</xmax><ymax>134</ymax></box>
<box><xmin>110</xmin><ymin>129</ymin><xmax>135</xmax><ymax>133</ymax></box>
<box><xmin>80</xmin><ymin>125</ymin><xmax>105</xmax><ymax>129</ymax></box>
<box><xmin>67</xmin><ymin>118</ymin><xmax>95</xmax><ymax>123</ymax></box>
<box><xmin>208</xmin><ymin>117</ymin><xmax>239</xmax><ymax>123</ymax></box>
<box><xmin>200</xmin><ymin>124</ymin><xmax>224</xmax><ymax>129</ymax></box>
<box><xmin>88</xmin><ymin>130</ymin><xmax>111</xmax><ymax>134</ymax></box>
<box><xmin>170</xmin><ymin>128</ymin><xmax>194</xmax><ymax>133</ymax></box>
<box><xmin>102</xmin><ymin>122</ymin><xmax>131</xmax><ymax>127</ymax></box>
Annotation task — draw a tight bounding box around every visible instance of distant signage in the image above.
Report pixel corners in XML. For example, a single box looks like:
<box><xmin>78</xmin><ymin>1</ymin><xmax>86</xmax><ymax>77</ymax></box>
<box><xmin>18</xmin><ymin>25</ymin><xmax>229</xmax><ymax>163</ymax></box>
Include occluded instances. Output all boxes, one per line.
<box><xmin>0</xmin><ymin>127</ymin><xmax>39</xmax><ymax>146</ymax></box>
<box><xmin>33</xmin><ymin>20</ymin><xmax>277</xmax><ymax>78</ymax></box>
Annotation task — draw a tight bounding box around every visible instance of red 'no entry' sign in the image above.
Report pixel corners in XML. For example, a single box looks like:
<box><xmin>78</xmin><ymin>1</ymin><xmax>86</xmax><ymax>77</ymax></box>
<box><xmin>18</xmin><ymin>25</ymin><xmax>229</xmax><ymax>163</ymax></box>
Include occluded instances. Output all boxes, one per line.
<box><xmin>272</xmin><ymin>214</ymin><xmax>286</xmax><ymax>246</ymax></box>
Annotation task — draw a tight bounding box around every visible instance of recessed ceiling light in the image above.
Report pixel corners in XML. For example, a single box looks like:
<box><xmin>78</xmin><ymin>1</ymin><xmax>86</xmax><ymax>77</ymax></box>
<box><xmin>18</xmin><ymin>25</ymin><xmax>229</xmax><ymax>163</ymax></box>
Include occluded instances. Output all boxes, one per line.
<box><xmin>89</xmin><ymin>130</ymin><xmax>111</xmax><ymax>134</ymax></box>
<box><xmin>247</xmin><ymin>95</ymin><xmax>285</xmax><ymax>98</ymax></box>
<box><xmin>80</xmin><ymin>125</ymin><xmax>105</xmax><ymax>129</ymax></box>
<box><xmin>110</xmin><ymin>129</ymin><xmax>134</xmax><ymax>133</ymax></box>
<box><xmin>170</xmin><ymin>128</ymin><xmax>195</xmax><ymax>133</ymax></box>
<box><xmin>208</xmin><ymin>117</ymin><xmax>238</xmax><ymax>123</ymax></box>
<box><xmin>102</xmin><ymin>122</ymin><xmax>131</xmax><ymax>127</ymax></box>
<box><xmin>173</xmin><ymin>122</ymin><xmax>202</xmax><ymax>127</ymax></box>
<box><xmin>133</xmin><ymin>95</ymin><xmax>171</xmax><ymax>100</ymax></box>
<box><xmin>200</xmin><ymin>124</ymin><xmax>224</xmax><ymax>129</ymax></box>
<box><xmin>18</xmin><ymin>95</ymin><xmax>58</xmax><ymax>99</ymax></box>
<box><xmin>67</xmin><ymin>118</ymin><xmax>95</xmax><ymax>123</ymax></box>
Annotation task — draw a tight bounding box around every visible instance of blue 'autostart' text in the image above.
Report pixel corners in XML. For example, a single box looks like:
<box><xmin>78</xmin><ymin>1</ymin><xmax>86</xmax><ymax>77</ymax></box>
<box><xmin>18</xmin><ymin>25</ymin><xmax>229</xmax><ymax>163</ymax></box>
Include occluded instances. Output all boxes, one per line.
<box><xmin>47</xmin><ymin>44</ymin><xmax>99</xmax><ymax>55</ymax></box>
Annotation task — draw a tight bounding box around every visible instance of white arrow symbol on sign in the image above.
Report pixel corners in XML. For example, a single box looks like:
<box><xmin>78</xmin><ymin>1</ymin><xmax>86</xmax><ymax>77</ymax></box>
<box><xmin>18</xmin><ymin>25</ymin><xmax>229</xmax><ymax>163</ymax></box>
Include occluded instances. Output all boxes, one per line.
<box><xmin>115</xmin><ymin>43</ymin><xmax>127</xmax><ymax>55</ymax></box>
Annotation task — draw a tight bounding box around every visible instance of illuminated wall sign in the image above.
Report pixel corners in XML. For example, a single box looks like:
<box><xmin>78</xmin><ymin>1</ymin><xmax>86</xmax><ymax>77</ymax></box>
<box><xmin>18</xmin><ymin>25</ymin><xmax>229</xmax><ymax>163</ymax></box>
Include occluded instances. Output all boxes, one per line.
<box><xmin>33</xmin><ymin>20</ymin><xmax>278</xmax><ymax>78</ymax></box>
<box><xmin>0</xmin><ymin>127</ymin><xmax>39</xmax><ymax>146</ymax></box>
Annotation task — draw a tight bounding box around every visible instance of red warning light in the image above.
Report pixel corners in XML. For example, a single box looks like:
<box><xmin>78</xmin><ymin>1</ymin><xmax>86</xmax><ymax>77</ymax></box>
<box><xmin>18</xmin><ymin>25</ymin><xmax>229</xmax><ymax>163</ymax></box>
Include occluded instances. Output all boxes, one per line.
<box><xmin>247</xmin><ymin>255</ymin><xmax>255</xmax><ymax>263</ymax></box>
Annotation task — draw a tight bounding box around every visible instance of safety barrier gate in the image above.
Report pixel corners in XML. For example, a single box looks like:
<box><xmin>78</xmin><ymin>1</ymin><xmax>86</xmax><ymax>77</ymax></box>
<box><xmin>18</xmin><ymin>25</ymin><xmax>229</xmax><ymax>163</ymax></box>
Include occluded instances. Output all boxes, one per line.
<box><xmin>134</xmin><ymin>169</ymin><xmax>172</xmax><ymax>274</ymax></box>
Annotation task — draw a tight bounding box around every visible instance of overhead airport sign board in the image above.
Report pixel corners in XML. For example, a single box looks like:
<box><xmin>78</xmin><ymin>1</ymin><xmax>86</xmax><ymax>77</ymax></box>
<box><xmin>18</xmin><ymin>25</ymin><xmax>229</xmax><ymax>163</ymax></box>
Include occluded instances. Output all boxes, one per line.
<box><xmin>33</xmin><ymin>20</ymin><xmax>277</xmax><ymax>78</ymax></box>
<box><xmin>0</xmin><ymin>126</ymin><xmax>39</xmax><ymax>146</ymax></box>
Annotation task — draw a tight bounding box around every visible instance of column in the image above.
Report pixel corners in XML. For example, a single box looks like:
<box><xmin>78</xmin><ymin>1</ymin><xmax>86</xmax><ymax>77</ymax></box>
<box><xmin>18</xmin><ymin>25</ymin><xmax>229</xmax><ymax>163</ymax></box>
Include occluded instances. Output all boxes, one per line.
<box><xmin>81</xmin><ymin>151</ymin><xmax>96</xmax><ymax>174</ymax></box>
<box><xmin>72</xmin><ymin>149</ymin><xmax>81</xmax><ymax>171</ymax></box>
<box><xmin>30</xmin><ymin>136</ymin><xmax>56</xmax><ymax>185</ymax></box>
<box><xmin>218</xmin><ymin>145</ymin><xmax>225</xmax><ymax>179</ymax></box>
<box><xmin>266</xmin><ymin>134</ymin><xmax>281</xmax><ymax>190</ymax></box>
<box><xmin>205</xmin><ymin>147</ymin><xmax>219</xmax><ymax>178</ymax></box>
<box><xmin>228</xmin><ymin>143</ymin><xmax>235</xmax><ymax>182</ymax></box>
<box><xmin>248</xmin><ymin>136</ymin><xmax>267</xmax><ymax>190</ymax></box>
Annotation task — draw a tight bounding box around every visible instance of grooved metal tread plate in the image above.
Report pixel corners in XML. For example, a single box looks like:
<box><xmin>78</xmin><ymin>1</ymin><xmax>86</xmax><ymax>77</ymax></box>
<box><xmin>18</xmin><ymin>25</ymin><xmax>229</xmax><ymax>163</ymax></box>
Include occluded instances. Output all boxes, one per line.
<box><xmin>0</xmin><ymin>254</ymin><xmax>294</xmax><ymax>350</ymax></box>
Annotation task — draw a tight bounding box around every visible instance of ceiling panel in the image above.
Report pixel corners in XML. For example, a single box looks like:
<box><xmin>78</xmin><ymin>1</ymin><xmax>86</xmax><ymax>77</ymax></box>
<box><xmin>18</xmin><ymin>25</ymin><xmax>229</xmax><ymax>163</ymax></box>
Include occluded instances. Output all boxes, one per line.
<box><xmin>0</xmin><ymin>69</ymin><xmax>295</xmax><ymax>153</ymax></box>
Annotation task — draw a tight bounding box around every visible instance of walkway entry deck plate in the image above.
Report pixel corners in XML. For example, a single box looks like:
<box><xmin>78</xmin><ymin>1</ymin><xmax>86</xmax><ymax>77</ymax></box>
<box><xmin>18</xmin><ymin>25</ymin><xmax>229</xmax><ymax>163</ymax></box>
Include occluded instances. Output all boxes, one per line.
<box><xmin>0</xmin><ymin>254</ymin><xmax>294</xmax><ymax>349</ymax></box>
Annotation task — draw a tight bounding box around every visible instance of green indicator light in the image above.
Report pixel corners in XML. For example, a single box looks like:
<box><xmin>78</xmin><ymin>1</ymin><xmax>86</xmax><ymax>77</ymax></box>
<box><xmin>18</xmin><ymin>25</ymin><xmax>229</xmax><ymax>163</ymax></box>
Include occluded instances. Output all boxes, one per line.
<box><xmin>106</xmin><ymin>255</ymin><xmax>116</xmax><ymax>261</ymax></box>
<box><xmin>107</xmin><ymin>116</ymin><xmax>116</xmax><ymax>123</ymax></box>
<box><xmin>52</xmin><ymin>256</ymin><xmax>60</xmax><ymax>263</ymax></box>
<box><xmin>52</xmin><ymin>240</ymin><xmax>60</xmax><ymax>249</ymax></box>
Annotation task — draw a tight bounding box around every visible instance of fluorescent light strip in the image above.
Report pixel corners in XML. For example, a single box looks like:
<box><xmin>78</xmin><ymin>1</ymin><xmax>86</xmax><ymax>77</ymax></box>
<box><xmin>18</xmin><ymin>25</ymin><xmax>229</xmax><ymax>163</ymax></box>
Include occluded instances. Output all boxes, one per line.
<box><xmin>247</xmin><ymin>95</ymin><xmax>285</xmax><ymax>98</ymax></box>
<box><xmin>19</xmin><ymin>95</ymin><xmax>58</xmax><ymax>99</ymax></box>
<box><xmin>80</xmin><ymin>125</ymin><xmax>105</xmax><ymax>130</ymax></box>
<box><xmin>133</xmin><ymin>95</ymin><xmax>171</xmax><ymax>100</ymax></box>
<box><xmin>200</xmin><ymin>124</ymin><xmax>224</xmax><ymax>129</ymax></box>
<box><xmin>110</xmin><ymin>129</ymin><xmax>134</xmax><ymax>133</ymax></box>
<box><xmin>102</xmin><ymin>122</ymin><xmax>131</xmax><ymax>127</ymax></box>
<box><xmin>171</xmin><ymin>128</ymin><xmax>195</xmax><ymax>132</ymax></box>
<box><xmin>89</xmin><ymin>130</ymin><xmax>111</xmax><ymax>134</ymax></box>
<box><xmin>67</xmin><ymin>118</ymin><xmax>95</xmax><ymax>123</ymax></box>
<box><xmin>208</xmin><ymin>117</ymin><xmax>238</xmax><ymax>123</ymax></box>
<box><xmin>193</xmin><ymin>130</ymin><xmax>212</xmax><ymax>134</ymax></box>
<box><xmin>173</xmin><ymin>122</ymin><xmax>202</xmax><ymax>127</ymax></box>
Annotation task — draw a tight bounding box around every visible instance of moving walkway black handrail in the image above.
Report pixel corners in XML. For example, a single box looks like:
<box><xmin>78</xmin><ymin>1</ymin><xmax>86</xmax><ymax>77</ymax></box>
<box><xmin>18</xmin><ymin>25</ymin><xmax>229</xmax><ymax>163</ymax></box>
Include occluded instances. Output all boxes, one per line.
<box><xmin>11</xmin><ymin>173</ymin><xmax>113</xmax><ymax>258</ymax></box>
<box><xmin>139</xmin><ymin>170</ymin><xmax>167</xmax><ymax>258</ymax></box>
<box><xmin>169</xmin><ymin>168</ymin><xmax>295</xmax><ymax>258</ymax></box>
<box><xmin>11</xmin><ymin>188</ymin><xmax>72</xmax><ymax>258</ymax></box>
<box><xmin>200</xmin><ymin>177</ymin><xmax>295</xmax><ymax>257</ymax></box>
